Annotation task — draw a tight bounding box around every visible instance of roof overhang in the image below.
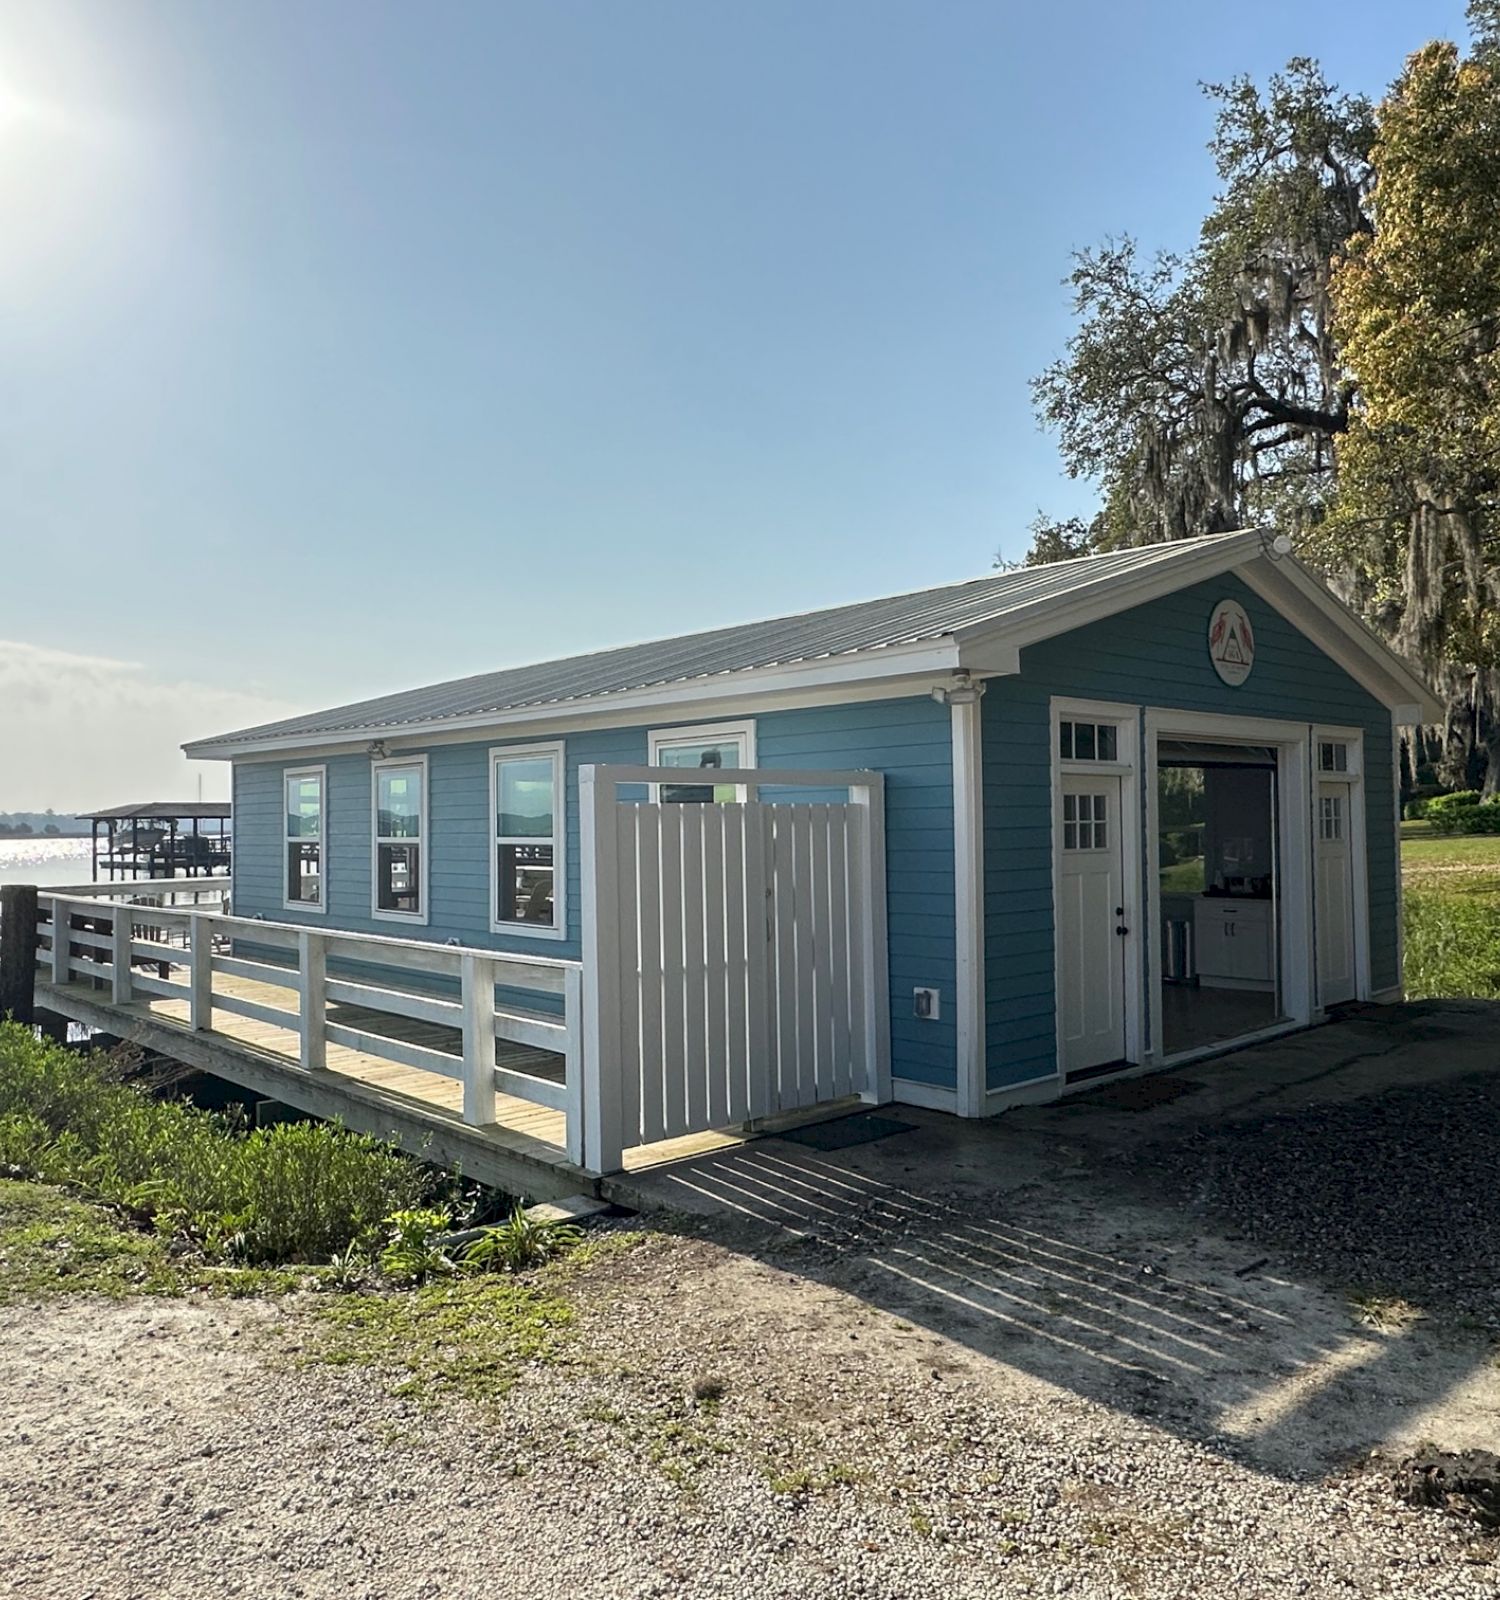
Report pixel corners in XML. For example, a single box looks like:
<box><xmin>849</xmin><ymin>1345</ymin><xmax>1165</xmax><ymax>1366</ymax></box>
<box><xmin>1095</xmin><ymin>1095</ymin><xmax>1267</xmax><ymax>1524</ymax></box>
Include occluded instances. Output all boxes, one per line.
<box><xmin>184</xmin><ymin>528</ymin><xmax>1442</xmax><ymax>762</ymax></box>
<box><xmin>182</xmin><ymin>636</ymin><xmax>967</xmax><ymax>761</ymax></box>
<box><xmin>953</xmin><ymin>532</ymin><xmax>1443</xmax><ymax>725</ymax></box>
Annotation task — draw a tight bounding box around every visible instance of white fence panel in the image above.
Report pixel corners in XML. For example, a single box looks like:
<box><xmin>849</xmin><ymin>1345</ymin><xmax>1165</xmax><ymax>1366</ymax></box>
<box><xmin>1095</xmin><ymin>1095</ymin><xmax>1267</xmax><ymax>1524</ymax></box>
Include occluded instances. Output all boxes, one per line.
<box><xmin>597</xmin><ymin>779</ymin><xmax>883</xmax><ymax>1161</ymax></box>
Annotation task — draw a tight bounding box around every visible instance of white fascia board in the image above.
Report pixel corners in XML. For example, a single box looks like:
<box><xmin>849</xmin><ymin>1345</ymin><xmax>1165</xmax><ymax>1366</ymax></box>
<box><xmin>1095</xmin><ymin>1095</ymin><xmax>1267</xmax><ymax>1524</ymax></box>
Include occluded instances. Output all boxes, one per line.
<box><xmin>182</xmin><ymin>637</ymin><xmax>964</xmax><ymax>762</ymax></box>
<box><xmin>1235</xmin><ymin>559</ymin><xmax>1444</xmax><ymax>722</ymax></box>
<box><xmin>951</xmin><ymin>530</ymin><xmax>1265</xmax><ymax>661</ymax></box>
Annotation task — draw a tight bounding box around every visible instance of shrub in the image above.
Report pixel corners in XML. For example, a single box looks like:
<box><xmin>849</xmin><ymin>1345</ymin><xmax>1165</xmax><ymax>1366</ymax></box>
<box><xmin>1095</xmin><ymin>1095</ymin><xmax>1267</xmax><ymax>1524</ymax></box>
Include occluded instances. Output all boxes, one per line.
<box><xmin>379</xmin><ymin>1207</ymin><xmax>457</xmax><ymax>1283</ymax></box>
<box><xmin>0</xmin><ymin>1024</ymin><xmax>424</xmax><ymax>1263</ymax></box>
<box><xmin>1425</xmin><ymin>791</ymin><xmax>1491</xmax><ymax>832</ymax></box>
<box><xmin>462</xmin><ymin>1205</ymin><xmax>582</xmax><ymax>1274</ymax></box>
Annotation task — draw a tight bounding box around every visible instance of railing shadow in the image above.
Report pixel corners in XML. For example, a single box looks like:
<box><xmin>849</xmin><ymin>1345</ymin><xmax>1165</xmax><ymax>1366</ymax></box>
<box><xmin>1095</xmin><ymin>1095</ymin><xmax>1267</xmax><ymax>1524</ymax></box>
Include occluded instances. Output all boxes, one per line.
<box><xmin>639</xmin><ymin>1041</ymin><xmax>1500</xmax><ymax>1482</ymax></box>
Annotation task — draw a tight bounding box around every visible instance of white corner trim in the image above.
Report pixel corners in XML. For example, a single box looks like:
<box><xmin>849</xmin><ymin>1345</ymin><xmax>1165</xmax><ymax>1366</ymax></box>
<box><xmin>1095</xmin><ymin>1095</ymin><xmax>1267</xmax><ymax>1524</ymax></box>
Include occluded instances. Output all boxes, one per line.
<box><xmin>489</xmin><ymin>740</ymin><xmax>568</xmax><ymax>942</ymax></box>
<box><xmin>892</xmin><ymin>1077</ymin><xmax>959</xmax><ymax>1113</ymax></box>
<box><xmin>951</xmin><ymin>693</ymin><xmax>986</xmax><ymax>1117</ymax></box>
<box><xmin>370</xmin><ymin>753</ymin><xmax>430</xmax><ymax>926</ymax></box>
<box><xmin>983</xmin><ymin>1074</ymin><xmax>1068</xmax><ymax>1115</ymax></box>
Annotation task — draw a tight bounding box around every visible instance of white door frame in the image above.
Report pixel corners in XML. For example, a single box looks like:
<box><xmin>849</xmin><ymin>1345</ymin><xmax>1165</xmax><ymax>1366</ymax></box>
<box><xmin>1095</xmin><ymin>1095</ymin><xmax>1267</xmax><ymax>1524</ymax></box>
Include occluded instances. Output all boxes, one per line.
<box><xmin>1143</xmin><ymin>707</ymin><xmax>1318</xmax><ymax>1065</ymax></box>
<box><xmin>1312</xmin><ymin>724</ymin><xmax>1372</xmax><ymax>1009</ymax></box>
<box><xmin>1049</xmin><ymin>698</ymin><xmax>1143</xmax><ymax>1085</ymax></box>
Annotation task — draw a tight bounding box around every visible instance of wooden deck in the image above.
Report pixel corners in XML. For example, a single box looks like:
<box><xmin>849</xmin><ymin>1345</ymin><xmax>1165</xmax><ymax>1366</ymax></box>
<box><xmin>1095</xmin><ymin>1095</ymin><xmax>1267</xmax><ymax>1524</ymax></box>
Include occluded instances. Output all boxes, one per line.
<box><xmin>35</xmin><ymin>969</ymin><xmax>770</xmax><ymax>1200</ymax></box>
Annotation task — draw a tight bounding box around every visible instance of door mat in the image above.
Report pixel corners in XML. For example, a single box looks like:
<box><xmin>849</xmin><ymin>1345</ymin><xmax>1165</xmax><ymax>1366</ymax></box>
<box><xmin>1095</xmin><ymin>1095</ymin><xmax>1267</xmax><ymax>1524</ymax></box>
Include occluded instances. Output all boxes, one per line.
<box><xmin>1075</xmin><ymin>1076</ymin><xmax>1204</xmax><ymax>1112</ymax></box>
<box><xmin>775</xmin><ymin>1113</ymin><xmax>917</xmax><ymax>1151</ymax></box>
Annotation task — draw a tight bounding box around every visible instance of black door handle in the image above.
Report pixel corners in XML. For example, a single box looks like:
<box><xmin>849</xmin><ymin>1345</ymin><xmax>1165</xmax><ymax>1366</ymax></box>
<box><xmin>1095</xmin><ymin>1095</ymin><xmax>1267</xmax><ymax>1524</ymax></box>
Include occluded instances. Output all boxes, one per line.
<box><xmin>1116</xmin><ymin>924</ymin><xmax>1129</xmax><ymax>936</ymax></box>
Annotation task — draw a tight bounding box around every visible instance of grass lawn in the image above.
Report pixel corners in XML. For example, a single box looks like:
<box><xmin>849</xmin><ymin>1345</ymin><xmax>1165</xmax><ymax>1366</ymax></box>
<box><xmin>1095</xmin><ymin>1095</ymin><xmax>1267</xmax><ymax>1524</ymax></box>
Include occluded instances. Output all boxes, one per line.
<box><xmin>1401</xmin><ymin>832</ymin><xmax>1500</xmax><ymax>999</ymax></box>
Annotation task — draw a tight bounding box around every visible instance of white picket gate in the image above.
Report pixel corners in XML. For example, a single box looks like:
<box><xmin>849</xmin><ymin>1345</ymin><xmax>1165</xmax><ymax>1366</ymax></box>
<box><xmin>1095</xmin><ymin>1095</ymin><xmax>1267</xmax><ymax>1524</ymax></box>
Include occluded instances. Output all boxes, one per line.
<box><xmin>579</xmin><ymin>766</ymin><xmax>890</xmax><ymax>1172</ymax></box>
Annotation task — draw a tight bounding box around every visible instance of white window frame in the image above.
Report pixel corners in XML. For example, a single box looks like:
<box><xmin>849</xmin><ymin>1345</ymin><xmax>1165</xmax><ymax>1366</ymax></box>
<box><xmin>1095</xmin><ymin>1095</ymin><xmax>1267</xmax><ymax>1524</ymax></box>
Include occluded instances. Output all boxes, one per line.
<box><xmin>489</xmin><ymin>740</ymin><xmax>567</xmax><ymax>942</ymax></box>
<box><xmin>370</xmin><ymin>754</ymin><xmax>429</xmax><ymax>926</ymax></box>
<box><xmin>283</xmin><ymin>764</ymin><xmax>327</xmax><ymax>915</ymax></box>
<box><xmin>647</xmin><ymin>718</ymin><xmax>758</xmax><ymax>802</ymax></box>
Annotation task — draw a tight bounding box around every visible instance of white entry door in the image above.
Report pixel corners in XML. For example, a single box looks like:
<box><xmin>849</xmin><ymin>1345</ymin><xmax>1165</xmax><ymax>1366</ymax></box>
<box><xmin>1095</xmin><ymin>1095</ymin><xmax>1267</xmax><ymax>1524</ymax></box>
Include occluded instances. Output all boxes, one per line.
<box><xmin>1315</xmin><ymin>783</ymin><xmax>1357</xmax><ymax>1006</ymax></box>
<box><xmin>1058</xmin><ymin>774</ymin><xmax>1127</xmax><ymax>1073</ymax></box>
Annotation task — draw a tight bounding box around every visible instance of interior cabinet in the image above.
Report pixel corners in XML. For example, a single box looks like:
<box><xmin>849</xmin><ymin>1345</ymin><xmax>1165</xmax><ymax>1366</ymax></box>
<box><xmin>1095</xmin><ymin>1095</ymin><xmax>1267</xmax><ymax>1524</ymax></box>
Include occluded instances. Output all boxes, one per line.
<box><xmin>1193</xmin><ymin>897</ymin><xmax>1274</xmax><ymax>989</ymax></box>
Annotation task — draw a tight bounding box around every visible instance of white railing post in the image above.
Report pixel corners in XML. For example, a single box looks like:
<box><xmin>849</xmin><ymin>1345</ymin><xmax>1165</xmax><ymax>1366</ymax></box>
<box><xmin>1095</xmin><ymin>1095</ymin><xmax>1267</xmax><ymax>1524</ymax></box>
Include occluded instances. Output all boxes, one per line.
<box><xmin>851</xmin><ymin>777</ymin><xmax>891</xmax><ymax>1104</ymax></box>
<box><xmin>298</xmin><ymin>929</ymin><xmax>326</xmax><ymax>1071</ymax></box>
<box><xmin>579</xmin><ymin>765</ymin><xmax>625</xmax><ymax>1174</ymax></box>
<box><xmin>562</xmin><ymin>964</ymin><xmax>585</xmax><ymax>1167</ymax></box>
<box><xmin>460</xmin><ymin>952</ymin><xmax>497</xmax><ymax>1126</ymax></box>
<box><xmin>49</xmin><ymin>897</ymin><xmax>69</xmax><ymax>986</ymax></box>
<box><xmin>110</xmin><ymin>904</ymin><xmax>133</xmax><ymax>1004</ymax></box>
<box><xmin>189</xmin><ymin>914</ymin><xmax>214</xmax><ymax>1031</ymax></box>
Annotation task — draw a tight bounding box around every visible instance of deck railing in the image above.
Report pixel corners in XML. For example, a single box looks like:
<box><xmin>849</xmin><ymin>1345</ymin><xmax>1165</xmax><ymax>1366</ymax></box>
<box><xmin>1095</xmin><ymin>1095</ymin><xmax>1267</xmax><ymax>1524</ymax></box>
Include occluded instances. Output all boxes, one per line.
<box><xmin>32</xmin><ymin>887</ymin><xmax>585</xmax><ymax>1165</ymax></box>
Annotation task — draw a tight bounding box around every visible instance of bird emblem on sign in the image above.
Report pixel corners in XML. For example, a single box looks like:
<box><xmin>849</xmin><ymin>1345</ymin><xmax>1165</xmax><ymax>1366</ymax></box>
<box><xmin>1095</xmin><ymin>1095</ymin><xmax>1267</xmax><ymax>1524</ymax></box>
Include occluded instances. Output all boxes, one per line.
<box><xmin>1208</xmin><ymin>599</ymin><xmax>1255</xmax><ymax>686</ymax></box>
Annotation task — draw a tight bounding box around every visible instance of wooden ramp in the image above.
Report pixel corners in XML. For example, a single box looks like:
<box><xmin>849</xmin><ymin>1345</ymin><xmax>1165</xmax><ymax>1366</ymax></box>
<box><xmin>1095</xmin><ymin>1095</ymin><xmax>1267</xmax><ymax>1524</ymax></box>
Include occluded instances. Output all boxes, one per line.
<box><xmin>35</xmin><ymin>972</ymin><xmax>764</xmax><ymax>1203</ymax></box>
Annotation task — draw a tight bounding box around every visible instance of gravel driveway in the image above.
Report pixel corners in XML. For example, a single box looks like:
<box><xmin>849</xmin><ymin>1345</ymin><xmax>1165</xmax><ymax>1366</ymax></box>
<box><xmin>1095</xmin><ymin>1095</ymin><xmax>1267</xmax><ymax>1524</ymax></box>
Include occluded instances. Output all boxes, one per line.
<box><xmin>5</xmin><ymin>1003</ymin><xmax>1500</xmax><ymax>1598</ymax></box>
<box><xmin>2</xmin><ymin>1222</ymin><xmax>1497</xmax><ymax>1600</ymax></box>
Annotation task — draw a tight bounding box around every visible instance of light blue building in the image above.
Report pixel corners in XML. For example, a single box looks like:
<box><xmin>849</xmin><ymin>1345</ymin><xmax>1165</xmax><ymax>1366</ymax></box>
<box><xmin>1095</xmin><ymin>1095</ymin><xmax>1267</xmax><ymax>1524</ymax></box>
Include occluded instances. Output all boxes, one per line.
<box><xmin>186</xmin><ymin>531</ymin><xmax>1438</xmax><ymax>1163</ymax></box>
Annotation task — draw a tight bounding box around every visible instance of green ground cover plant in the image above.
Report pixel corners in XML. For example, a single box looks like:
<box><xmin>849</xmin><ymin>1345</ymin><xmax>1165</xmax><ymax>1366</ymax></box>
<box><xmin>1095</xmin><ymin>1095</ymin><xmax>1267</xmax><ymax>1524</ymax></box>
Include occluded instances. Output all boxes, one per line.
<box><xmin>0</xmin><ymin>1024</ymin><xmax>423</xmax><ymax>1263</ymax></box>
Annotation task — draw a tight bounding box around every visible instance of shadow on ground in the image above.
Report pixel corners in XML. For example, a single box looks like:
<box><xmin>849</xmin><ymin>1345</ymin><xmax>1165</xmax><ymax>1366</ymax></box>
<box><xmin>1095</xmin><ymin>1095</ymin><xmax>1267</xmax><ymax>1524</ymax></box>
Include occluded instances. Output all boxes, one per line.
<box><xmin>620</xmin><ymin>1000</ymin><xmax>1500</xmax><ymax>1482</ymax></box>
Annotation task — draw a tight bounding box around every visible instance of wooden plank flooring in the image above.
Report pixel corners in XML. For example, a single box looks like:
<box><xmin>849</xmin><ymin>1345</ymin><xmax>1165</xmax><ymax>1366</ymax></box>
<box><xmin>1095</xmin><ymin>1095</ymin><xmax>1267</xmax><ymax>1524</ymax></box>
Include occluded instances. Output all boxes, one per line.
<box><xmin>56</xmin><ymin>970</ymin><xmax>753</xmax><ymax>1175</ymax></box>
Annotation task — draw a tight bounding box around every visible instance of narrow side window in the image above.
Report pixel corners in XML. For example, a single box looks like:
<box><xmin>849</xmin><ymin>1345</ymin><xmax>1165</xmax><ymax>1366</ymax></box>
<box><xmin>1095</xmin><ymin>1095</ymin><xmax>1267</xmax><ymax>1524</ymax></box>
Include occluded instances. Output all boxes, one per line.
<box><xmin>284</xmin><ymin>768</ymin><xmax>326</xmax><ymax>910</ymax></box>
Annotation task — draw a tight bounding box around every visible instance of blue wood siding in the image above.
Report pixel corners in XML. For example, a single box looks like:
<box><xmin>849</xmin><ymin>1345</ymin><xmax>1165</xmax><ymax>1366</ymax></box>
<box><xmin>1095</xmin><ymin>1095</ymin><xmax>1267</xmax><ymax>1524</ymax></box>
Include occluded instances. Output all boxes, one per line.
<box><xmin>230</xmin><ymin>695</ymin><xmax>958</xmax><ymax>1089</ymax></box>
<box><xmin>981</xmin><ymin>572</ymin><xmax>1399</xmax><ymax>1091</ymax></box>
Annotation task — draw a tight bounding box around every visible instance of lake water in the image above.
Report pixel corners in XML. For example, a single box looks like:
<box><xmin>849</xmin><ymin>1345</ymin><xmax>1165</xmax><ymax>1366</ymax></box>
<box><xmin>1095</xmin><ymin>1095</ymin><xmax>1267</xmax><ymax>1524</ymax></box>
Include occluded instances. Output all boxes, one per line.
<box><xmin>0</xmin><ymin>835</ymin><xmax>97</xmax><ymax>889</ymax></box>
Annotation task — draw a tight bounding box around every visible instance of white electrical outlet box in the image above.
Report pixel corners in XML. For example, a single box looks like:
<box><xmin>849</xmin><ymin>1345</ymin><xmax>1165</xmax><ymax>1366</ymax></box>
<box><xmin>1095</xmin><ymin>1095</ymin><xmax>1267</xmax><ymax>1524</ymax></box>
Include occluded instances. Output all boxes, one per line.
<box><xmin>913</xmin><ymin>987</ymin><xmax>940</xmax><ymax>1021</ymax></box>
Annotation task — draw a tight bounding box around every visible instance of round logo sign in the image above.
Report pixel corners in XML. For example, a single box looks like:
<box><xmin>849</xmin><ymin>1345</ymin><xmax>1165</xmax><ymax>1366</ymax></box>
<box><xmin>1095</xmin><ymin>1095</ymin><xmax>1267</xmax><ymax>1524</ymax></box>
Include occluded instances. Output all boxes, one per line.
<box><xmin>1208</xmin><ymin>599</ymin><xmax>1255</xmax><ymax>686</ymax></box>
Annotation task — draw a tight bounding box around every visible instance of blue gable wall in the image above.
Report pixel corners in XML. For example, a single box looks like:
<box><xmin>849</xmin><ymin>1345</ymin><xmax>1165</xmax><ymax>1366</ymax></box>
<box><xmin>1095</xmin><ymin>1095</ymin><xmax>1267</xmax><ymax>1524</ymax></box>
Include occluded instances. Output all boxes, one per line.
<box><xmin>981</xmin><ymin>571</ymin><xmax>1398</xmax><ymax>1091</ymax></box>
<box><xmin>231</xmin><ymin>694</ymin><xmax>958</xmax><ymax>1089</ymax></box>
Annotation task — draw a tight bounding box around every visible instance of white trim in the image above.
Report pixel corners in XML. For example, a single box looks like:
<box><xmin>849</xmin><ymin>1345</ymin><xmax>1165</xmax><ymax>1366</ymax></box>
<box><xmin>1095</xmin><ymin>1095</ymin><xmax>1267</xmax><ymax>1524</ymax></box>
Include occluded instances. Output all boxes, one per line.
<box><xmin>951</xmin><ymin>692</ymin><xmax>986</xmax><ymax>1117</ymax></box>
<box><xmin>646</xmin><ymin>718</ymin><xmax>757</xmax><ymax>802</ymax></box>
<box><xmin>1312</xmin><ymin>724</ymin><xmax>1372</xmax><ymax>1005</ymax></box>
<box><xmin>370</xmin><ymin>754</ymin><xmax>430</xmax><ymax>926</ymax></box>
<box><xmin>282</xmin><ymin>764</ymin><xmax>328</xmax><ymax>915</ymax></box>
<box><xmin>1235</xmin><ymin>559</ymin><xmax>1443</xmax><ymax>722</ymax></box>
<box><xmin>186</xmin><ymin>531</ymin><xmax>1440</xmax><ymax>766</ymax></box>
<box><xmin>1371</xmin><ymin>983</ymin><xmax>1403</xmax><ymax>1005</ymax></box>
<box><xmin>983</xmin><ymin>1073</ymin><xmax>1072</xmax><ymax>1114</ymax></box>
<box><xmin>186</xmin><ymin>641</ymin><xmax>964</xmax><ymax>760</ymax></box>
<box><xmin>891</xmin><ymin>1077</ymin><xmax>958</xmax><ymax>1113</ymax></box>
<box><xmin>489</xmin><ymin>740</ymin><xmax>567</xmax><ymax>942</ymax></box>
<box><xmin>1143</xmin><ymin>707</ymin><xmax>1314</xmax><ymax>1065</ymax></box>
<box><xmin>1049</xmin><ymin>697</ymin><xmax>1143</xmax><ymax>1081</ymax></box>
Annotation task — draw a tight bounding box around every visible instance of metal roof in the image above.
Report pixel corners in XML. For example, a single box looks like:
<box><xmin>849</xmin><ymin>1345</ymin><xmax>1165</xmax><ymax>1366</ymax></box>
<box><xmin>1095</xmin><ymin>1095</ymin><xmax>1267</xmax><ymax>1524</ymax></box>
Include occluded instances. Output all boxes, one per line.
<box><xmin>79</xmin><ymin>802</ymin><xmax>233</xmax><ymax>822</ymax></box>
<box><xmin>186</xmin><ymin>534</ymin><xmax>1264</xmax><ymax>754</ymax></box>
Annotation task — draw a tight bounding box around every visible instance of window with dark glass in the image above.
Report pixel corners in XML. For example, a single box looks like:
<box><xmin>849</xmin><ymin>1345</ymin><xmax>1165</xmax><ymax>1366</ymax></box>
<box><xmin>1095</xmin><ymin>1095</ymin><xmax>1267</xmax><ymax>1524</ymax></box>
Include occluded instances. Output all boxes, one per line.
<box><xmin>373</xmin><ymin>761</ymin><xmax>424</xmax><ymax>918</ymax></box>
<box><xmin>284</xmin><ymin>770</ymin><xmax>324</xmax><ymax>907</ymax></box>
<box><xmin>493</xmin><ymin>751</ymin><xmax>559</xmax><ymax>930</ymax></box>
<box><xmin>1059</xmin><ymin>720</ymin><xmax>1119</xmax><ymax>762</ymax></box>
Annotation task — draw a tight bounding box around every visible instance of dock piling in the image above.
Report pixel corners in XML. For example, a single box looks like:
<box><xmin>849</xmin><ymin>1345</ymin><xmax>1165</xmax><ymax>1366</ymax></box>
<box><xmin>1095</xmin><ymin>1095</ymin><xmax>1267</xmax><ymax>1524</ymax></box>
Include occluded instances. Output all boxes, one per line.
<box><xmin>0</xmin><ymin>884</ymin><xmax>39</xmax><ymax>1026</ymax></box>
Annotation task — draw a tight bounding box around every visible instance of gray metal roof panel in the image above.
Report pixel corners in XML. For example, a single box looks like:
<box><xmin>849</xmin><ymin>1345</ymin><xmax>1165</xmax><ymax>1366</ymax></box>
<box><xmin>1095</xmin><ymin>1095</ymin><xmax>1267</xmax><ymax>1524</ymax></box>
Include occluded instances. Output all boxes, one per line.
<box><xmin>189</xmin><ymin>535</ymin><xmax>1253</xmax><ymax>751</ymax></box>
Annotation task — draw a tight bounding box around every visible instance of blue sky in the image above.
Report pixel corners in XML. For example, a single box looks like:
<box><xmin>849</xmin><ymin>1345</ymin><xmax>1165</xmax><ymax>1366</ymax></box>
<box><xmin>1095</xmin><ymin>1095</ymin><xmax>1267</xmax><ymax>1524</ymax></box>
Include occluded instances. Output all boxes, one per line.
<box><xmin>0</xmin><ymin>0</ymin><xmax>1469</xmax><ymax>806</ymax></box>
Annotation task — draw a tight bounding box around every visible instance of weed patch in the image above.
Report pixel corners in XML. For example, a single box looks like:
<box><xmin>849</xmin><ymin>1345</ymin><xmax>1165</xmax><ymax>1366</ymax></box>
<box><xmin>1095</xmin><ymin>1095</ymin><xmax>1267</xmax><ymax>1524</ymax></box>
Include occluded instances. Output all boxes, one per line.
<box><xmin>309</xmin><ymin>1277</ymin><xmax>575</xmax><ymax>1404</ymax></box>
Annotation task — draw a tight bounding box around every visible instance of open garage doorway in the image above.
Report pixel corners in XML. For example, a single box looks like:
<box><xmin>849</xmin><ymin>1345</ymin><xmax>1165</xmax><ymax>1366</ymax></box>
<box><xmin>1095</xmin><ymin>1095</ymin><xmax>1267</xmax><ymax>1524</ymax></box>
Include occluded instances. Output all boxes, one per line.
<box><xmin>1155</xmin><ymin>739</ymin><xmax>1284</xmax><ymax>1056</ymax></box>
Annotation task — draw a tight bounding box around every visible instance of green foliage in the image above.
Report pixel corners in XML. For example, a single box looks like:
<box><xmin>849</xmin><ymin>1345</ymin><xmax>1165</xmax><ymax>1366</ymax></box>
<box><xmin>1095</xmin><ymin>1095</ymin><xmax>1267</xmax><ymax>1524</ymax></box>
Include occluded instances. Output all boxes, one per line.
<box><xmin>1402</xmin><ymin>833</ymin><xmax>1500</xmax><ymax>998</ymax></box>
<box><xmin>0</xmin><ymin>1024</ymin><xmax>423</xmax><ymax>1264</ymax></box>
<box><xmin>1422</xmin><ymin>791</ymin><xmax>1500</xmax><ymax>833</ymax></box>
<box><xmin>378</xmin><ymin>1207</ymin><xmax>457</xmax><ymax>1283</ymax></box>
<box><xmin>462</xmin><ymin>1205</ymin><xmax>583</xmax><ymax>1274</ymax></box>
<box><xmin>310</xmin><ymin>1274</ymin><xmax>575</xmax><ymax>1405</ymax></box>
<box><xmin>0</xmin><ymin>1178</ymin><xmax>178</xmax><ymax>1301</ymax></box>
